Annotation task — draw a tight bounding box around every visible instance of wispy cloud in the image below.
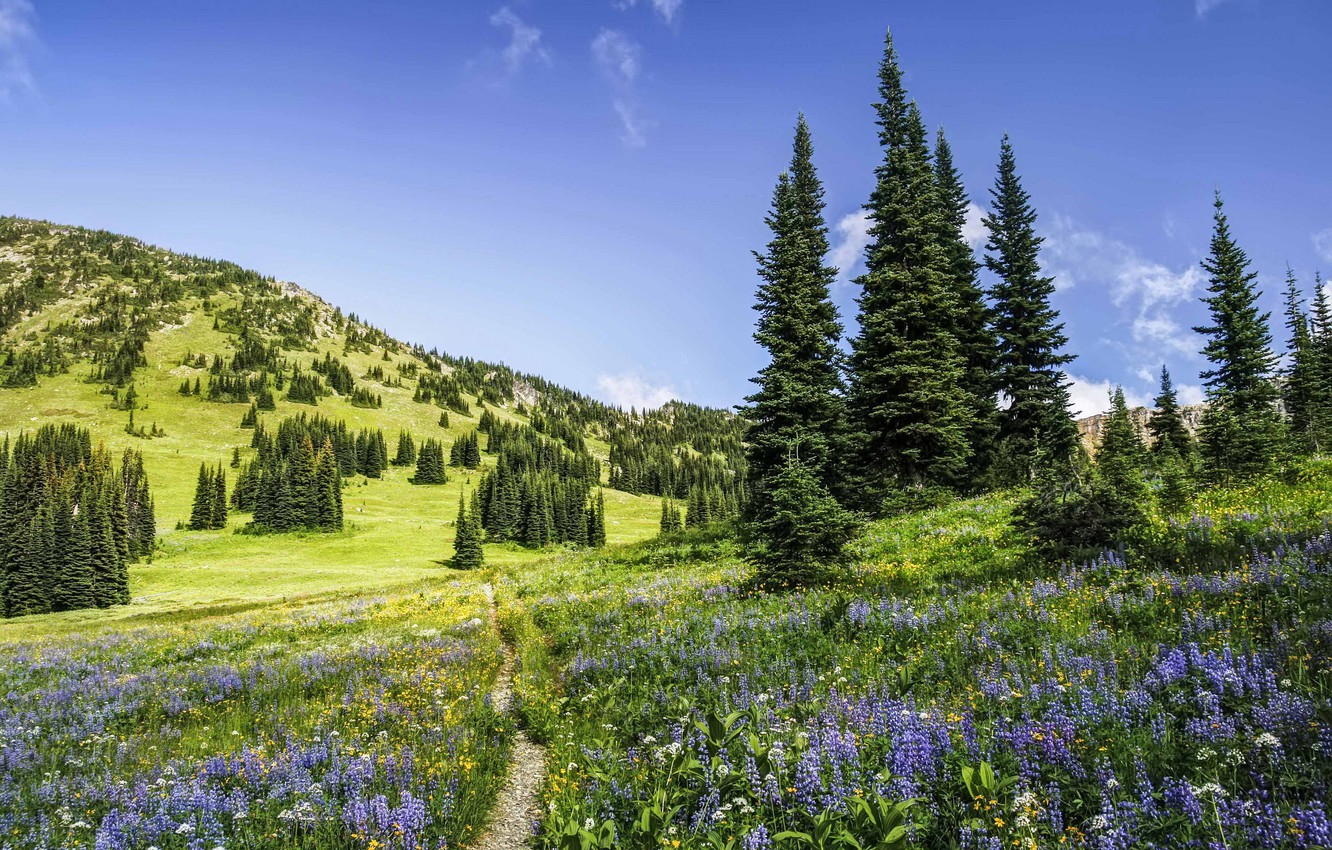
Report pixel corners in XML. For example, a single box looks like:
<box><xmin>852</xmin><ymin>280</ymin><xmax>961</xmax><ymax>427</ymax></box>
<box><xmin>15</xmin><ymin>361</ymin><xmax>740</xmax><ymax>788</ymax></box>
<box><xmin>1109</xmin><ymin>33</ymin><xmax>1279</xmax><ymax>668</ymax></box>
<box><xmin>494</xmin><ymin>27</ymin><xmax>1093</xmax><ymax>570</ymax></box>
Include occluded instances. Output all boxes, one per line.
<box><xmin>1194</xmin><ymin>0</ymin><xmax>1235</xmax><ymax>18</ymax></box>
<box><xmin>1043</xmin><ymin>214</ymin><xmax>1203</xmax><ymax>356</ymax></box>
<box><xmin>597</xmin><ymin>371</ymin><xmax>677</xmax><ymax>410</ymax></box>
<box><xmin>478</xmin><ymin>6</ymin><xmax>550</xmax><ymax>81</ymax></box>
<box><xmin>592</xmin><ymin>28</ymin><xmax>652</xmax><ymax>147</ymax></box>
<box><xmin>0</xmin><ymin>0</ymin><xmax>37</xmax><ymax>100</ymax></box>
<box><xmin>1314</xmin><ymin>227</ymin><xmax>1332</xmax><ymax>265</ymax></box>
<box><xmin>616</xmin><ymin>0</ymin><xmax>684</xmax><ymax>25</ymax></box>
<box><xmin>830</xmin><ymin>210</ymin><xmax>871</xmax><ymax>284</ymax></box>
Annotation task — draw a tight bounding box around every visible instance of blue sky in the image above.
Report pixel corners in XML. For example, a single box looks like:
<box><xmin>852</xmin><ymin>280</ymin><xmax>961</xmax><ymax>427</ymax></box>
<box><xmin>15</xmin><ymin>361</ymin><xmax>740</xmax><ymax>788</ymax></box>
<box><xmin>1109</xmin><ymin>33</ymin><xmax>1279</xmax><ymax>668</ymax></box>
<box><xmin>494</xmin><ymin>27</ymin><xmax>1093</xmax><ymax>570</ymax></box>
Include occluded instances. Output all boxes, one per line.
<box><xmin>2</xmin><ymin>0</ymin><xmax>1329</xmax><ymax>415</ymax></box>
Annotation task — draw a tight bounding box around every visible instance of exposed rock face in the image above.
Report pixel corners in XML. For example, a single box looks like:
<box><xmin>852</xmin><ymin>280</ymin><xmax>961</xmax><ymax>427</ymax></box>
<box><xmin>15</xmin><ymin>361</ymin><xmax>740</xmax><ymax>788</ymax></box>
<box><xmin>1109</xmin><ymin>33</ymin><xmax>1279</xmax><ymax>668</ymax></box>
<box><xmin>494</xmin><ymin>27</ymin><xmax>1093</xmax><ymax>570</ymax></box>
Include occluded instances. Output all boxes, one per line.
<box><xmin>1077</xmin><ymin>404</ymin><xmax>1207</xmax><ymax>453</ymax></box>
<box><xmin>512</xmin><ymin>377</ymin><xmax>539</xmax><ymax>409</ymax></box>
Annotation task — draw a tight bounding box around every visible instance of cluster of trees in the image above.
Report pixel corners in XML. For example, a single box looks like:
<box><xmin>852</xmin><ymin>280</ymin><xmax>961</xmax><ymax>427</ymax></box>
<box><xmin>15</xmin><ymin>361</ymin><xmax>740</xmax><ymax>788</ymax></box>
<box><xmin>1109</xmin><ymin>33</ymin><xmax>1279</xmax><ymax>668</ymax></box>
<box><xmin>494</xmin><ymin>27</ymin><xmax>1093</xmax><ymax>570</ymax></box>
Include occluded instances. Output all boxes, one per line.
<box><xmin>449</xmin><ymin>430</ymin><xmax>482</xmax><ymax>468</ymax></box>
<box><xmin>413</xmin><ymin>373</ymin><xmax>472</xmax><ymax>415</ymax></box>
<box><xmin>312</xmin><ymin>352</ymin><xmax>356</xmax><ymax>395</ymax></box>
<box><xmin>232</xmin><ymin>417</ymin><xmax>343</xmax><ymax>532</ymax></box>
<box><xmin>188</xmin><ymin>464</ymin><xmax>228</xmax><ymax>530</ymax></box>
<box><xmin>474</xmin><ymin>422</ymin><xmax>606</xmax><ymax>548</ymax></box>
<box><xmin>744</xmin><ymin>32</ymin><xmax>1332</xmax><ymax>582</ymax></box>
<box><xmin>607</xmin><ymin>404</ymin><xmax>748</xmax><ymax>521</ymax></box>
<box><xmin>246</xmin><ymin>415</ymin><xmax>391</xmax><ymax>480</ymax></box>
<box><xmin>347</xmin><ymin>387</ymin><xmax>382</xmax><ymax>408</ymax></box>
<box><xmin>745</xmin><ymin>34</ymin><xmax>1070</xmax><ymax>581</ymax></box>
<box><xmin>1282</xmin><ymin>269</ymin><xmax>1332</xmax><ymax>454</ymax></box>
<box><xmin>392</xmin><ymin>431</ymin><xmax>417</xmax><ymax>466</ymax></box>
<box><xmin>0</xmin><ymin>426</ymin><xmax>155</xmax><ymax>617</ymax></box>
<box><xmin>412</xmin><ymin>439</ymin><xmax>448</xmax><ymax>484</ymax></box>
<box><xmin>286</xmin><ymin>369</ymin><xmax>326</xmax><ymax>405</ymax></box>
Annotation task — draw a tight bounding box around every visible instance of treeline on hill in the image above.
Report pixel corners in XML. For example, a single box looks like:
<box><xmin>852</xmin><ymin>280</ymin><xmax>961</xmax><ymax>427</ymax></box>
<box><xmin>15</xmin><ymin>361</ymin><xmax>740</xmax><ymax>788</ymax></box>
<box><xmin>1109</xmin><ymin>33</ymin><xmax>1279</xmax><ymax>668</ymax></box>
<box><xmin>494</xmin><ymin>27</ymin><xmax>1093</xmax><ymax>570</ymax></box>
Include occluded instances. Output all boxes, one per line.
<box><xmin>741</xmin><ymin>32</ymin><xmax>1332</xmax><ymax>584</ymax></box>
<box><xmin>475</xmin><ymin>418</ymin><xmax>606</xmax><ymax>548</ymax></box>
<box><xmin>0</xmin><ymin>425</ymin><xmax>155</xmax><ymax>617</ymax></box>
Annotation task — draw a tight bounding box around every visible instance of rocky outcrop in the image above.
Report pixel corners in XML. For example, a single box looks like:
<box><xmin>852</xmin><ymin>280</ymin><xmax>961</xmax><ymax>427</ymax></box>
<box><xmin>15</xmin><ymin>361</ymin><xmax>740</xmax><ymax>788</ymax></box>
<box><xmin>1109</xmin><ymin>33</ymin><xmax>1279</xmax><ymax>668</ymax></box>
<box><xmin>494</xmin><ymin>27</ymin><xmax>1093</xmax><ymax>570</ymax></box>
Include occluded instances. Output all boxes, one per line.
<box><xmin>1077</xmin><ymin>404</ymin><xmax>1206</xmax><ymax>453</ymax></box>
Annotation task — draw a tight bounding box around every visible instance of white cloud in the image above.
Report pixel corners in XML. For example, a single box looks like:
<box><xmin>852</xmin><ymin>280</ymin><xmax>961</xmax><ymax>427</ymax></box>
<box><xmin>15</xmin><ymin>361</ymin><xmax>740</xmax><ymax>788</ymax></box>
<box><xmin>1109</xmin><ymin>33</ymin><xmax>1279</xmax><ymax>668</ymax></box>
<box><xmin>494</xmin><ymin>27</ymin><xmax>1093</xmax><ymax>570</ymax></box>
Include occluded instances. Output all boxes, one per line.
<box><xmin>962</xmin><ymin>202</ymin><xmax>987</xmax><ymax>249</ymax></box>
<box><xmin>830</xmin><ymin>210</ymin><xmax>871</xmax><ymax>284</ymax></box>
<box><xmin>487</xmin><ymin>7</ymin><xmax>550</xmax><ymax>79</ymax></box>
<box><xmin>1043</xmin><ymin>214</ymin><xmax>1203</xmax><ymax>355</ymax></box>
<box><xmin>592</xmin><ymin>29</ymin><xmax>652</xmax><ymax>147</ymax></box>
<box><xmin>616</xmin><ymin>0</ymin><xmax>684</xmax><ymax>24</ymax></box>
<box><xmin>1067</xmin><ymin>375</ymin><xmax>1150</xmax><ymax>419</ymax></box>
<box><xmin>1314</xmin><ymin>228</ymin><xmax>1332</xmax><ymax>265</ymax></box>
<box><xmin>0</xmin><ymin>0</ymin><xmax>37</xmax><ymax>99</ymax></box>
<box><xmin>597</xmin><ymin>372</ymin><xmax>677</xmax><ymax>411</ymax></box>
<box><xmin>1178</xmin><ymin>383</ymin><xmax>1205</xmax><ymax>406</ymax></box>
<box><xmin>592</xmin><ymin>28</ymin><xmax>640</xmax><ymax>86</ymax></box>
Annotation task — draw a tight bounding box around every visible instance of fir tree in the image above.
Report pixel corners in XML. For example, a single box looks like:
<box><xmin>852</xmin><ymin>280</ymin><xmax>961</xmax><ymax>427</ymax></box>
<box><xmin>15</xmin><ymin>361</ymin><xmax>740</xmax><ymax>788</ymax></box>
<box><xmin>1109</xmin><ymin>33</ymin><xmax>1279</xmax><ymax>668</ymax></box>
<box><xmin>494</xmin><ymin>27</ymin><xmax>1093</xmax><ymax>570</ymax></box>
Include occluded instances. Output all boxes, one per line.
<box><xmin>983</xmin><ymin>135</ymin><xmax>1078</xmax><ymax>481</ymax></box>
<box><xmin>1281</xmin><ymin>266</ymin><xmax>1322</xmax><ymax>453</ymax></box>
<box><xmin>1147</xmin><ymin>366</ymin><xmax>1193</xmax><ymax>460</ymax></box>
<box><xmin>452</xmin><ymin>489</ymin><xmax>485</xmax><ymax>569</ymax></box>
<box><xmin>744</xmin><ymin>114</ymin><xmax>849</xmax><ymax>524</ymax></box>
<box><xmin>933</xmin><ymin>127</ymin><xmax>999</xmax><ymax>487</ymax></box>
<box><xmin>848</xmin><ymin>33</ymin><xmax>973</xmax><ymax>504</ymax></box>
<box><xmin>1193</xmin><ymin>193</ymin><xmax>1283</xmax><ymax>481</ymax></box>
<box><xmin>1095</xmin><ymin>387</ymin><xmax>1150</xmax><ymax>532</ymax></box>
<box><xmin>189</xmin><ymin>464</ymin><xmax>215</xmax><ymax>531</ymax></box>
<box><xmin>659</xmin><ymin>497</ymin><xmax>683</xmax><ymax>535</ymax></box>
<box><xmin>393</xmin><ymin>431</ymin><xmax>417</xmax><ymax>466</ymax></box>
<box><xmin>211</xmin><ymin>466</ymin><xmax>228</xmax><ymax>529</ymax></box>
<box><xmin>749</xmin><ymin>457</ymin><xmax>858</xmax><ymax>589</ymax></box>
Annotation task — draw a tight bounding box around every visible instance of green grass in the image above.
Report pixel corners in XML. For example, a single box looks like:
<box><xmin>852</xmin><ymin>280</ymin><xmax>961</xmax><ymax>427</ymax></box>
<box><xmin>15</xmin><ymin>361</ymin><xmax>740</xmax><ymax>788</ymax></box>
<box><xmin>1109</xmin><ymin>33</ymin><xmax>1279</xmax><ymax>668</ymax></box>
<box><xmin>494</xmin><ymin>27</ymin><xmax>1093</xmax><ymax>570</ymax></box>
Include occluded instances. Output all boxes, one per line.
<box><xmin>0</xmin><ymin>295</ymin><xmax>663</xmax><ymax>635</ymax></box>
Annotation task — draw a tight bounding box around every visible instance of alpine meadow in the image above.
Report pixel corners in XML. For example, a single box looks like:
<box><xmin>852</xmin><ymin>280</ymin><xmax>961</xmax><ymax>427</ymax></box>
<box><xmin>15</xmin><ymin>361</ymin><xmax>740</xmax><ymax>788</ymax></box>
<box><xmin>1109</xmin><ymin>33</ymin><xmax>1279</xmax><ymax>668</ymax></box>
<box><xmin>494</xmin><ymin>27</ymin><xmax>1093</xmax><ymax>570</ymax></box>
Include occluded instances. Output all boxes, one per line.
<box><xmin>3</xmin><ymin>6</ymin><xmax>1332</xmax><ymax>850</ymax></box>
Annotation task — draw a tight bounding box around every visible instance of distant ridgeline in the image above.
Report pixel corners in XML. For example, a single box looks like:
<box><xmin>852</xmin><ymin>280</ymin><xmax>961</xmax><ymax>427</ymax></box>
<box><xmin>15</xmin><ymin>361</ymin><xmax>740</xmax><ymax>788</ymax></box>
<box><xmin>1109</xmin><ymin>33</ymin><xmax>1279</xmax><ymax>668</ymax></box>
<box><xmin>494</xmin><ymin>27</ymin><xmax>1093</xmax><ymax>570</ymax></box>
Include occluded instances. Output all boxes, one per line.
<box><xmin>0</xmin><ymin>425</ymin><xmax>155</xmax><ymax>617</ymax></box>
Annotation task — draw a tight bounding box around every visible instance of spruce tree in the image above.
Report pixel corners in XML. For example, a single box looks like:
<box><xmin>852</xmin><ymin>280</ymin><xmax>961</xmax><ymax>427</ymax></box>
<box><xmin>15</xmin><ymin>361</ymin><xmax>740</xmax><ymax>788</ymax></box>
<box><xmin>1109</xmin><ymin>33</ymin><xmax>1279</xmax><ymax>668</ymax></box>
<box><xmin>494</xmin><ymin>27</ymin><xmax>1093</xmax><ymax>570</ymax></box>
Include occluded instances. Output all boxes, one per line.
<box><xmin>750</xmin><ymin>457</ymin><xmax>857</xmax><ymax>589</ymax></box>
<box><xmin>1193</xmin><ymin>193</ymin><xmax>1283</xmax><ymax>481</ymax></box>
<box><xmin>393</xmin><ymin>431</ymin><xmax>417</xmax><ymax>466</ymax></box>
<box><xmin>452</xmin><ymin>489</ymin><xmax>484</xmax><ymax>569</ymax></box>
<box><xmin>1281</xmin><ymin>266</ymin><xmax>1322</xmax><ymax>454</ymax></box>
<box><xmin>848</xmin><ymin>34</ymin><xmax>972</xmax><ymax>505</ymax></box>
<box><xmin>983</xmin><ymin>136</ymin><xmax>1078</xmax><ymax>480</ymax></box>
<box><xmin>933</xmin><ymin>127</ymin><xmax>999</xmax><ymax>487</ymax></box>
<box><xmin>189</xmin><ymin>464</ymin><xmax>214</xmax><ymax>531</ymax></box>
<box><xmin>1096</xmin><ymin>387</ymin><xmax>1150</xmax><ymax>530</ymax></box>
<box><xmin>1147</xmin><ymin>366</ymin><xmax>1193</xmax><ymax>460</ymax></box>
<box><xmin>211</xmin><ymin>466</ymin><xmax>228</xmax><ymax>529</ymax></box>
<box><xmin>744</xmin><ymin>114</ymin><xmax>849</xmax><ymax>523</ymax></box>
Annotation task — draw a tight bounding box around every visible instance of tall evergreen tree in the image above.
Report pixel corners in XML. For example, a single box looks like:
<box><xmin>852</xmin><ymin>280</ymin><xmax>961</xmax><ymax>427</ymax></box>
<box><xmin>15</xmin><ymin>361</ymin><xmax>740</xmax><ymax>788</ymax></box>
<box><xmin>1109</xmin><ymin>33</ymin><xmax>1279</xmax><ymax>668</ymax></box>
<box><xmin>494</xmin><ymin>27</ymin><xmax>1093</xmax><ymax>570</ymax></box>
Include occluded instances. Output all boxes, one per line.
<box><xmin>744</xmin><ymin>114</ymin><xmax>849</xmax><ymax>524</ymax></box>
<box><xmin>933</xmin><ymin>127</ymin><xmax>999</xmax><ymax>487</ymax></box>
<box><xmin>452</xmin><ymin>489</ymin><xmax>484</xmax><ymax>569</ymax></box>
<box><xmin>1147</xmin><ymin>366</ymin><xmax>1193</xmax><ymax>460</ymax></box>
<box><xmin>189</xmin><ymin>464</ymin><xmax>215</xmax><ymax>531</ymax></box>
<box><xmin>848</xmin><ymin>33</ymin><xmax>973</xmax><ymax>504</ymax></box>
<box><xmin>749</xmin><ymin>457</ymin><xmax>857</xmax><ymax>589</ymax></box>
<box><xmin>1281</xmin><ymin>266</ymin><xmax>1322</xmax><ymax>453</ymax></box>
<box><xmin>983</xmin><ymin>135</ymin><xmax>1078</xmax><ymax>480</ymax></box>
<box><xmin>211</xmin><ymin>467</ymin><xmax>228</xmax><ymax>529</ymax></box>
<box><xmin>1192</xmin><ymin>193</ymin><xmax>1283</xmax><ymax>481</ymax></box>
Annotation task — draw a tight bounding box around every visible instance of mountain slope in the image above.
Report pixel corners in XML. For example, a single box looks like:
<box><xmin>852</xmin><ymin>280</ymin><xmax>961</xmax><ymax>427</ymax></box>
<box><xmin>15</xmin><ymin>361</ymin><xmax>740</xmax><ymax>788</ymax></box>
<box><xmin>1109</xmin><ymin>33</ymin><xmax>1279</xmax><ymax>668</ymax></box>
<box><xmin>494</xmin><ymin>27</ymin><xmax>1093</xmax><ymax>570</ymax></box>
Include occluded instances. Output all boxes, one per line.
<box><xmin>0</xmin><ymin>216</ymin><xmax>742</xmax><ymax>623</ymax></box>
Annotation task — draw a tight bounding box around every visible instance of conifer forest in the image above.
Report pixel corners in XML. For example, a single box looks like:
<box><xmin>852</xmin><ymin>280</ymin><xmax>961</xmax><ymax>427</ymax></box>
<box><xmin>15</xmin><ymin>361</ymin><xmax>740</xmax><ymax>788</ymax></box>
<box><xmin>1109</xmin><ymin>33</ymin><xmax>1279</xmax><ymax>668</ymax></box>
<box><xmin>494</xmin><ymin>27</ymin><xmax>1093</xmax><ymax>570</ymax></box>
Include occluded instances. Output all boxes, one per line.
<box><xmin>2</xmin><ymin>10</ymin><xmax>1331</xmax><ymax>850</ymax></box>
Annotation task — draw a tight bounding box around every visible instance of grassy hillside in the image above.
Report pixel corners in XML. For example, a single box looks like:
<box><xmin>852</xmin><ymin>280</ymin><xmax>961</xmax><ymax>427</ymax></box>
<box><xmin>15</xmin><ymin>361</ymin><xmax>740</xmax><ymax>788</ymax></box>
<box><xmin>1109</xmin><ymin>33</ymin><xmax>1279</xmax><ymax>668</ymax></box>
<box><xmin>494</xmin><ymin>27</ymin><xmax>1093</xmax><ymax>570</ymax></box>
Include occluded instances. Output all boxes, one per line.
<box><xmin>0</xmin><ymin>217</ymin><xmax>669</xmax><ymax>627</ymax></box>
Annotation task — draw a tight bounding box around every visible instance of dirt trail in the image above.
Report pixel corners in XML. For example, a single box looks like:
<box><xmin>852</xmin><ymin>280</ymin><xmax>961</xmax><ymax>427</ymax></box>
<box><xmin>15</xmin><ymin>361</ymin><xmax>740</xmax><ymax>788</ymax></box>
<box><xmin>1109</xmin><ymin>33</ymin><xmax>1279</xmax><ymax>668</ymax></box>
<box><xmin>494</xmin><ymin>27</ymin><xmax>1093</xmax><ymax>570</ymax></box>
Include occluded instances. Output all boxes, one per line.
<box><xmin>475</xmin><ymin>583</ymin><xmax>547</xmax><ymax>850</ymax></box>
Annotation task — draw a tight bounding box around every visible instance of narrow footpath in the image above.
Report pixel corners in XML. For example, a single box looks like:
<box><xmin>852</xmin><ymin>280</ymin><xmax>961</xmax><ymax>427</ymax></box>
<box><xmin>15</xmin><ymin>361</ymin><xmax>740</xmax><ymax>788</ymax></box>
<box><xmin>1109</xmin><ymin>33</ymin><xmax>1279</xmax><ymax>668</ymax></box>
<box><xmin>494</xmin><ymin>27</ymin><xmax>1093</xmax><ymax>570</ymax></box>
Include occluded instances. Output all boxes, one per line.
<box><xmin>475</xmin><ymin>583</ymin><xmax>547</xmax><ymax>850</ymax></box>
